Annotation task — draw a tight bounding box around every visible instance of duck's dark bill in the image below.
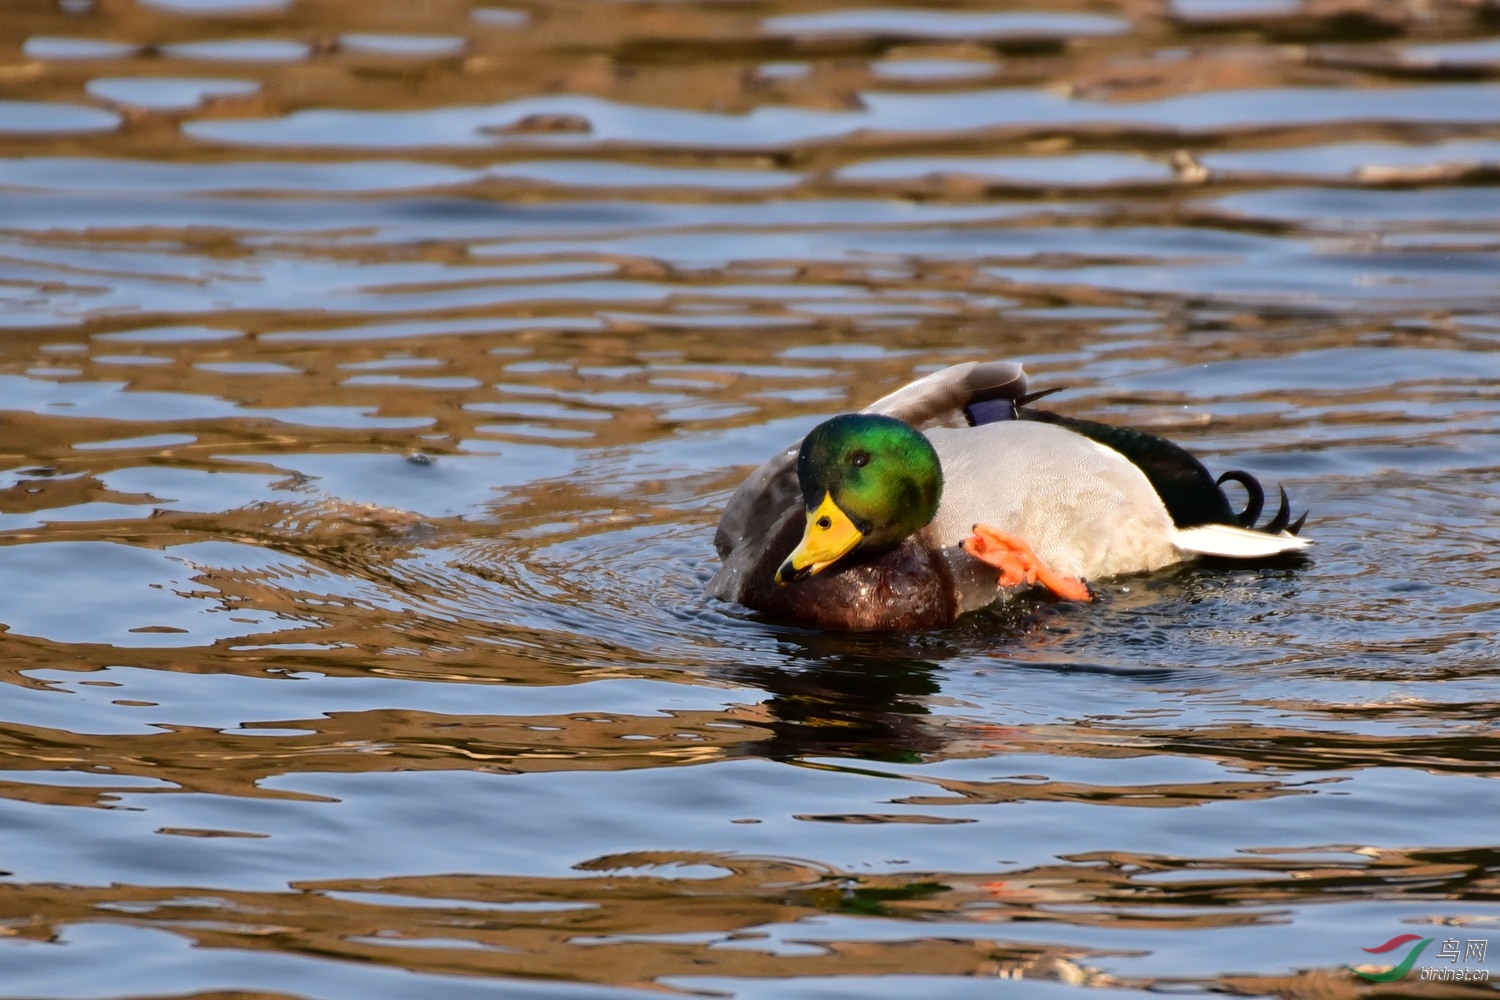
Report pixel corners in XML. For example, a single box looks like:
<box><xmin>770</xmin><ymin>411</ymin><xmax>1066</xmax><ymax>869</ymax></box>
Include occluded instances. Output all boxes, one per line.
<box><xmin>775</xmin><ymin>561</ymin><xmax>814</xmax><ymax>585</ymax></box>
<box><xmin>774</xmin><ymin>493</ymin><xmax>864</xmax><ymax>586</ymax></box>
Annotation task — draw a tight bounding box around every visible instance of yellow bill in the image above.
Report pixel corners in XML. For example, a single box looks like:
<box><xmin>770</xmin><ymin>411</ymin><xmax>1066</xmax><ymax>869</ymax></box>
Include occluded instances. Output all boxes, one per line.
<box><xmin>775</xmin><ymin>492</ymin><xmax>864</xmax><ymax>585</ymax></box>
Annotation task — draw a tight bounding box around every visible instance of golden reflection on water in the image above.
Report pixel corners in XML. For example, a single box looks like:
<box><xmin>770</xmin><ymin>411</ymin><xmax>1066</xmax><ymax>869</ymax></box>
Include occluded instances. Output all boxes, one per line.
<box><xmin>0</xmin><ymin>845</ymin><xmax>1496</xmax><ymax>995</ymax></box>
<box><xmin>3</xmin><ymin>0</ymin><xmax>1500</xmax><ymax>996</ymax></box>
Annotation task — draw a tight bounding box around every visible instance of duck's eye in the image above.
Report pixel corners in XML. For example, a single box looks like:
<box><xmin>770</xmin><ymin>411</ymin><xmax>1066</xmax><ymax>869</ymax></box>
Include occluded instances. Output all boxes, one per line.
<box><xmin>850</xmin><ymin>451</ymin><xmax>869</xmax><ymax>468</ymax></box>
<box><xmin>816</xmin><ymin>515</ymin><xmax>832</xmax><ymax>529</ymax></box>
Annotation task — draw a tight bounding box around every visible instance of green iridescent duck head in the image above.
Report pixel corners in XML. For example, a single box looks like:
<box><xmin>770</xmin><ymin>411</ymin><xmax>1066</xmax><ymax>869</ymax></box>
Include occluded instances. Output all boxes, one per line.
<box><xmin>775</xmin><ymin>413</ymin><xmax>943</xmax><ymax>585</ymax></box>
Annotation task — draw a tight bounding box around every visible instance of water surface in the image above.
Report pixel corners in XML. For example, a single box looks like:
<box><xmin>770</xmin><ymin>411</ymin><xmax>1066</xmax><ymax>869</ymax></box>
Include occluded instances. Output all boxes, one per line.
<box><xmin>1</xmin><ymin>0</ymin><xmax>1499</xmax><ymax>997</ymax></box>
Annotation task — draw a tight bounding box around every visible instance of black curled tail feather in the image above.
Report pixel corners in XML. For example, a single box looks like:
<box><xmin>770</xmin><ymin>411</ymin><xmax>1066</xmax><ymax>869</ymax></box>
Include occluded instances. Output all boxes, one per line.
<box><xmin>1219</xmin><ymin>472</ymin><xmax>1307</xmax><ymax>536</ymax></box>
<box><xmin>1268</xmin><ymin>485</ymin><xmax>1308</xmax><ymax>536</ymax></box>
<box><xmin>1215</xmin><ymin>470</ymin><xmax>1264</xmax><ymax>528</ymax></box>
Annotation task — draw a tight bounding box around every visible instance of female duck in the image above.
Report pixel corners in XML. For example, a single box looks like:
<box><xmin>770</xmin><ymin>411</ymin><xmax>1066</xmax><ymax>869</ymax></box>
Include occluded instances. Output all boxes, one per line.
<box><xmin>708</xmin><ymin>361</ymin><xmax>1307</xmax><ymax>631</ymax></box>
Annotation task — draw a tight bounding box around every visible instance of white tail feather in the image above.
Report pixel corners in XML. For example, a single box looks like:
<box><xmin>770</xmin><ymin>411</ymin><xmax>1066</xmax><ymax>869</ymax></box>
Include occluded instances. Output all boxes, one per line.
<box><xmin>1172</xmin><ymin>523</ymin><xmax>1309</xmax><ymax>559</ymax></box>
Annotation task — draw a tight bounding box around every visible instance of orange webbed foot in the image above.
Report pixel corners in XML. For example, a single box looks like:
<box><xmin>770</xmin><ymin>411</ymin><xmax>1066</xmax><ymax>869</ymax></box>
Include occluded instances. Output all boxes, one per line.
<box><xmin>962</xmin><ymin>524</ymin><xmax>1092</xmax><ymax>602</ymax></box>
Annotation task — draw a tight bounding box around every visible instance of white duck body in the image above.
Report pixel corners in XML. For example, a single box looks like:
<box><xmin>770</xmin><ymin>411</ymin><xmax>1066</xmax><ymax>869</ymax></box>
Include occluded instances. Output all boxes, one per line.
<box><xmin>921</xmin><ymin>421</ymin><xmax>1180</xmax><ymax>588</ymax></box>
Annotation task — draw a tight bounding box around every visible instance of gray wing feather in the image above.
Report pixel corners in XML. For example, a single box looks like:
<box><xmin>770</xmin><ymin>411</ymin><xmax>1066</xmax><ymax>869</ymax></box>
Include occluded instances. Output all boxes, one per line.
<box><xmin>863</xmin><ymin>361</ymin><xmax>1027</xmax><ymax>429</ymax></box>
<box><xmin>712</xmin><ymin>442</ymin><xmax>798</xmax><ymax>560</ymax></box>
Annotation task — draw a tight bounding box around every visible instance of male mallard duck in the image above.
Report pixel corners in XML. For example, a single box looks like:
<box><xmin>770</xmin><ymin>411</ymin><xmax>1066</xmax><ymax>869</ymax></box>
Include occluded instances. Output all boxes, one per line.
<box><xmin>709</xmin><ymin>361</ymin><xmax>1307</xmax><ymax>631</ymax></box>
